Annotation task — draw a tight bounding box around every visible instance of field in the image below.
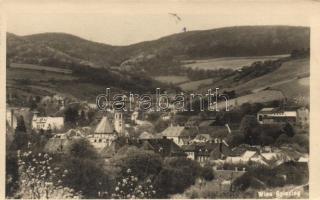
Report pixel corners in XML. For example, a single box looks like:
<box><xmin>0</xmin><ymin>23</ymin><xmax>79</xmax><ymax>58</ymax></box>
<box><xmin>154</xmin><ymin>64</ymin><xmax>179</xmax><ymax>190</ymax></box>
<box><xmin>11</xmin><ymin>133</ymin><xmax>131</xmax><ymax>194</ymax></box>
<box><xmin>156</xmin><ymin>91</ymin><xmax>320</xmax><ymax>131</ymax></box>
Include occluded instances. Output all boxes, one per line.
<box><xmin>181</xmin><ymin>54</ymin><xmax>289</xmax><ymax>70</ymax></box>
<box><xmin>179</xmin><ymin>78</ymin><xmax>214</xmax><ymax>91</ymax></box>
<box><xmin>7</xmin><ymin>64</ymin><xmax>104</xmax><ymax>101</ymax></box>
<box><xmin>233</xmin><ymin>58</ymin><xmax>309</xmax><ymax>94</ymax></box>
<box><xmin>271</xmin><ymin>77</ymin><xmax>309</xmax><ymax>105</ymax></box>
<box><xmin>7</xmin><ymin>68</ymin><xmax>76</xmax><ymax>81</ymax></box>
<box><xmin>216</xmin><ymin>90</ymin><xmax>286</xmax><ymax>110</ymax></box>
<box><xmin>153</xmin><ymin>75</ymin><xmax>190</xmax><ymax>84</ymax></box>
<box><xmin>10</xmin><ymin>63</ymin><xmax>72</xmax><ymax>74</ymax></box>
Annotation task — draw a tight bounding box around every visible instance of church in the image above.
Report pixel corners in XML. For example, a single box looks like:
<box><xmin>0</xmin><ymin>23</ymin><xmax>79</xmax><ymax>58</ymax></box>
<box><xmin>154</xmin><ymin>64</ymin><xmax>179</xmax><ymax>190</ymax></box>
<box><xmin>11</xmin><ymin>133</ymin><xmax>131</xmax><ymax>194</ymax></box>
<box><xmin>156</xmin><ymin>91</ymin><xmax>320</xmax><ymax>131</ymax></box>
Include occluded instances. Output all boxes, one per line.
<box><xmin>87</xmin><ymin>112</ymin><xmax>125</xmax><ymax>150</ymax></box>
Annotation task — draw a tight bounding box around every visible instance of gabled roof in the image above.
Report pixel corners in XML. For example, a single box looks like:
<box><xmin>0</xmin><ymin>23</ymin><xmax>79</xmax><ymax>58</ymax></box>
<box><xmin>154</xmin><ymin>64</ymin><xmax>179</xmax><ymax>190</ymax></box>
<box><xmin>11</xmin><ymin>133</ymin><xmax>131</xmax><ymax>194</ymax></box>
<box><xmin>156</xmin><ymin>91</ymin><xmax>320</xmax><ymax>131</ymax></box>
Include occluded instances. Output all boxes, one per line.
<box><xmin>95</xmin><ymin>116</ymin><xmax>114</xmax><ymax>134</ymax></box>
<box><xmin>139</xmin><ymin>131</ymin><xmax>154</xmax><ymax>139</ymax></box>
<box><xmin>161</xmin><ymin>125</ymin><xmax>185</xmax><ymax>137</ymax></box>
<box><xmin>190</xmin><ymin>126</ymin><xmax>230</xmax><ymax>138</ymax></box>
<box><xmin>181</xmin><ymin>142</ymin><xmax>231</xmax><ymax>158</ymax></box>
<box><xmin>192</xmin><ymin>134</ymin><xmax>212</xmax><ymax>142</ymax></box>
<box><xmin>101</xmin><ymin>137</ymin><xmax>186</xmax><ymax>158</ymax></box>
<box><xmin>44</xmin><ymin>138</ymin><xmax>74</xmax><ymax>153</ymax></box>
<box><xmin>199</xmin><ymin>120</ymin><xmax>216</xmax><ymax>127</ymax></box>
<box><xmin>242</xmin><ymin>150</ymin><xmax>257</xmax><ymax>159</ymax></box>
<box><xmin>143</xmin><ymin>138</ymin><xmax>186</xmax><ymax>157</ymax></box>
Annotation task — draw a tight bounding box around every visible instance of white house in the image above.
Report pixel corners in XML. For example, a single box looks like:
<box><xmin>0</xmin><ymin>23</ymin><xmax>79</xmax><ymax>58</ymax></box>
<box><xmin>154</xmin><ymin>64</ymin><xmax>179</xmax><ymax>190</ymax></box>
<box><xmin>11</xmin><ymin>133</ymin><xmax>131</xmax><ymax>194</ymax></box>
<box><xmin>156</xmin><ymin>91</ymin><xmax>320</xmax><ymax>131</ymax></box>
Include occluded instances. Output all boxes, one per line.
<box><xmin>225</xmin><ymin>150</ymin><xmax>261</xmax><ymax>164</ymax></box>
<box><xmin>161</xmin><ymin>125</ymin><xmax>185</xmax><ymax>146</ymax></box>
<box><xmin>257</xmin><ymin>107</ymin><xmax>297</xmax><ymax>124</ymax></box>
<box><xmin>32</xmin><ymin>115</ymin><xmax>64</xmax><ymax>131</ymax></box>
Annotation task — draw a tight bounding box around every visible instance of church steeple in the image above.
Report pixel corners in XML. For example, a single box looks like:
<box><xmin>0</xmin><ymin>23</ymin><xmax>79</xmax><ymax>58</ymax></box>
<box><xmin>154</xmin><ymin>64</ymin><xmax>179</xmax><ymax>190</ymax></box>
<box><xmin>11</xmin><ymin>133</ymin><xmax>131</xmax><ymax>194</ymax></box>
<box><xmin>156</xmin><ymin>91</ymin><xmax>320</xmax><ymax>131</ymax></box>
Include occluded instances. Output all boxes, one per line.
<box><xmin>114</xmin><ymin>112</ymin><xmax>124</xmax><ymax>136</ymax></box>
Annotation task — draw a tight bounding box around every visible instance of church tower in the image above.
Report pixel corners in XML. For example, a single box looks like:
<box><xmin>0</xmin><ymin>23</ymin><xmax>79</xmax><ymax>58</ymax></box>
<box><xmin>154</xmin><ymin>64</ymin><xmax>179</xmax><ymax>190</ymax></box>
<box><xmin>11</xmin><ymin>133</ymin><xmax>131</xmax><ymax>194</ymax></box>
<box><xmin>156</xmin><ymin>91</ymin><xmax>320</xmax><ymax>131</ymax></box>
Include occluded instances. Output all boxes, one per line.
<box><xmin>114</xmin><ymin>112</ymin><xmax>124</xmax><ymax>136</ymax></box>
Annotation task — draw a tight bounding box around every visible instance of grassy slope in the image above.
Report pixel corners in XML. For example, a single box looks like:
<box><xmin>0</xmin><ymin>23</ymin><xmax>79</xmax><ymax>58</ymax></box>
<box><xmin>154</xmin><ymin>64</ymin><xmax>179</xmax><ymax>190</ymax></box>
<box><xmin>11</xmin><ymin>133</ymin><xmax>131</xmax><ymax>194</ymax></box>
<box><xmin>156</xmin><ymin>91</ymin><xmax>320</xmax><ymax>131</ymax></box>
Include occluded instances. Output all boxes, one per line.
<box><xmin>211</xmin><ymin>58</ymin><xmax>310</xmax><ymax>109</ymax></box>
<box><xmin>233</xmin><ymin>58</ymin><xmax>309</xmax><ymax>93</ymax></box>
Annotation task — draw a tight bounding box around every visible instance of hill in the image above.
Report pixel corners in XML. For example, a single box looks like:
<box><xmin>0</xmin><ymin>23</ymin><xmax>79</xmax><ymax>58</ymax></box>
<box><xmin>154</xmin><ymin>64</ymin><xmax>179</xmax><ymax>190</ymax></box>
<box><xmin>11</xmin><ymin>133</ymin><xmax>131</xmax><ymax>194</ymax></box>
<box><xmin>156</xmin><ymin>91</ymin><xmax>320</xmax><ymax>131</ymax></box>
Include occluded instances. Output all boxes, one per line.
<box><xmin>7</xmin><ymin>26</ymin><xmax>310</xmax><ymax>69</ymax></box>
<box><xmin>6</xmin><ymin>26</ymin><xmax>310</xmax><ymax>104</ymax></box>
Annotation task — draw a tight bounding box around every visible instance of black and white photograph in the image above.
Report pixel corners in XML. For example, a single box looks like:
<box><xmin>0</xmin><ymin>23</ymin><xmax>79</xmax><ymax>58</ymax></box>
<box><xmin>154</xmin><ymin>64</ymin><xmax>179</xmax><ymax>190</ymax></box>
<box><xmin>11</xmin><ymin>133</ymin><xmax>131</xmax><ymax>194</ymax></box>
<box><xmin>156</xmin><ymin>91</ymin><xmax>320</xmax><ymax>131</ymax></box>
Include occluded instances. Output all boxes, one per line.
<box><xmin>3</xmin><ymin>0</ymin><xmax>316</xmax><ymax>199</ymax></box>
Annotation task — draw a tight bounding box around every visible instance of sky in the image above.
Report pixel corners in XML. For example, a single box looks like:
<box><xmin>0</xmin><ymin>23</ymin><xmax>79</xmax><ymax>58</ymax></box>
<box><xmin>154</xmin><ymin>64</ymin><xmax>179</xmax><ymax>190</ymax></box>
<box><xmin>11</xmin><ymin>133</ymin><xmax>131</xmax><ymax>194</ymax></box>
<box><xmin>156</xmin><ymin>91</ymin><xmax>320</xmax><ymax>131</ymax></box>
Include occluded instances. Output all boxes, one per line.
<box><xmin>3</xmin><ymin>0</ymin><xmax>316</xmax><ymax>46</ymax></box>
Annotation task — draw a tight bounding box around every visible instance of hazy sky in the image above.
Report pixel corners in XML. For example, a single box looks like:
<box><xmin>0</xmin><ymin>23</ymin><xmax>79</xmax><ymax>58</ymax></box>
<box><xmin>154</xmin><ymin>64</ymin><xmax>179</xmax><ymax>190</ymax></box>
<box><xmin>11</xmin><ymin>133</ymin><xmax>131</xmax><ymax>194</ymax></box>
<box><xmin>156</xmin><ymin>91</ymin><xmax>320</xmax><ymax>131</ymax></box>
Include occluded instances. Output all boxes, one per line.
<box><xmin>3</xmin><ymin>0</ymin><xmax>316</xmax><ymax>45</ymax></box>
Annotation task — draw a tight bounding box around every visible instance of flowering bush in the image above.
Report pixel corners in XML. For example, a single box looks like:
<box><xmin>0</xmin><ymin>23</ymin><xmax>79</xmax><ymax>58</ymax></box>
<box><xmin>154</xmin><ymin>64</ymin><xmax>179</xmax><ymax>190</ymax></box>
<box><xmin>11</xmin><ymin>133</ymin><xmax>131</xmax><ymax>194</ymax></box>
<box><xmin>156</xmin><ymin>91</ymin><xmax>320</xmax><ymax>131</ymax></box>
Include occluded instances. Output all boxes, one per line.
<box><xmin>111</xmin><ymin>168</ymin><xmax>156</xmax><ymax>199</ymax></box>
<box><xmin>17</xmin><ymin>150</ymin><xmax>82</xmax><ymax>199</ymax></box>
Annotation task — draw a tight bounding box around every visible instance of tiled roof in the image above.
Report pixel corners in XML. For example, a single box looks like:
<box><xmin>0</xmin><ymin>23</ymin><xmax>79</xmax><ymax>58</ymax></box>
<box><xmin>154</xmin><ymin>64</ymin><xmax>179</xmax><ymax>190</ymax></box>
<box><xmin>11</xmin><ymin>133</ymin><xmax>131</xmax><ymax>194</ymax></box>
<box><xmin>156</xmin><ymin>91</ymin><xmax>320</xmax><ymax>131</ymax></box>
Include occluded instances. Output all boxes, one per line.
<box><xmin>101</xmin><ymin>137</ymin><xmax>186</xmax><ymax>158</ymax></box>
<box><xmin>199</xmin><ymin>120</ymin><xmax>216</xmax><ymax>127</ymax></box>
<box><xmin>161</xmin><ymin>125</ymin><xmax>185</xmax><ymax>137</ymax></box>
<box><xmin>95</xmin><ymin>116</ymin><xmax>114</xmax><ymax>134</ymax></box>
<box><xmin>139</xmin><ymin>131</ymin><xmax>154</xmax><ymax>139</ymax></box>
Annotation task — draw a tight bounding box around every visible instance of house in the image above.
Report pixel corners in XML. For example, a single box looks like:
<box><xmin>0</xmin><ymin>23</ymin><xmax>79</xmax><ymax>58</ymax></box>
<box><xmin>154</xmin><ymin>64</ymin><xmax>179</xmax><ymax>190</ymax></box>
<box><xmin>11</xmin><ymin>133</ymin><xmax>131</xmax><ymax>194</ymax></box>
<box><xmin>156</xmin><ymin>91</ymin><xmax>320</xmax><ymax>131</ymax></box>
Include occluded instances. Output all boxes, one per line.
<box><xmin>87</xmin><ymin>115</ymin><xmax>118</xmax><ymax>150</ymax></box>
<box><xmin>161</xmin><ymin>125</ymin><xmax>185</xmax><ymax>146</ymax></box>
<box><xmin>225</xmin><ymin>150</ymin><xmax>260</xmax><ymax>164</ymax></box>
<box><xmin>32</xmin><ymin>112</ymin><xmax>64</xmax><ymax>131</ymax></box>
<box><xmin>44</xmin><ymin>137</ymin><xmax>76</xmax><ymax>154</ymax></box>
<box><xmin>52</xmin><ymin>94</ymin><xmax>65</xmax><ymax>106</ymax></box>
<box><xmin>190</xmin><ymin>134</ymin><xmax>212</xmax><ymax>144</ymax></box>
<box><xmin>182</xmin><ymin>141</ymin><xmax>231</xmax><ymax>163</ymax></box>
<box><xmin>298</xmin><ymin>155</ymin><xmax>309</xmax><ymax>163</ymax></box>
<box><xmin>65</xmin><ymin>127</ymin><xmax>92</xmax><ymax>138</ymax></box>
<box><xmin>198</xmin><ymin>119</ymin><xmax>216</xmax><ymax>127</ymax></box>
<box><xmin>188</xmin><ymin>125</ymin><xmax>230</xmax><ymax>140</ymax></box>
<box><xmin>138</xmin><ymin>131</ymin><xmax>154</xmax><ymax>139</ymax></box>
<box><xmin>257</xmin><ymin>107</ymin><xmax>297</xmax><ymax>124</ymax></box>
<box><xmin>161</xmin><ymin>113</ymin><xmax>171</xmax><ymax>121</ymax></box>
<box><xmin>185</xmin><ymin>116</ymin><xmax>201</xmax><ymax>128</ymax></box>
<box><xmin>100</xmin><ymin>137</ymin><xmax>186</xmax><ymax>158</ymax></box>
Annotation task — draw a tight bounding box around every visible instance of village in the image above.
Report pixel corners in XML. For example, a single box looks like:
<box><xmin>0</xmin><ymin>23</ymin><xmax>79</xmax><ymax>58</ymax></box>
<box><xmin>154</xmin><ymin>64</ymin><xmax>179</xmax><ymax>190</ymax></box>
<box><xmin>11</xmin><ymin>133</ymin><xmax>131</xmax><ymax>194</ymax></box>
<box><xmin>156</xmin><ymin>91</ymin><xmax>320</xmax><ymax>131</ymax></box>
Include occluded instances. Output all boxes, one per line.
<box><xmin>6</xmin><ymin>89</ymin><xmax>309</xmax><ymax>198</ymax></box>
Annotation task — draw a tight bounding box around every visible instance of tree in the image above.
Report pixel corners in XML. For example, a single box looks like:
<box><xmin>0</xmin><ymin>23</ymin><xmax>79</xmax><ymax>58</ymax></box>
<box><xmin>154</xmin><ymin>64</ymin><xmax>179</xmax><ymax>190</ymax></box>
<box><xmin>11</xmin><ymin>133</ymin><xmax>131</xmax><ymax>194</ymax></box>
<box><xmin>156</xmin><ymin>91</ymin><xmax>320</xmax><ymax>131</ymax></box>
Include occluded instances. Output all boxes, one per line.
<box><xmin>60</xmin><ymin>139</ymin><xmax>110</xmax><ymax>198</ymax></box>
<box><xmin>87</xmin><ymin>110</ymin><xmax>95</xmax><ymax>124</ymax></box>
<box><xmin>240</xmin><ymin>115</ymin><xmax>259</xmax><ymax>144</ymax></box>
<box><xmin>79</xmin><ymin>110</ymin><xmax>86</xmax><ymax>125</ymax></box>
<box><xmin>259</xmin><ymin>132</ymin><xmax>275</xmax><ymax>146</ymax></box>
<box><xmin>154</xmin><ymin>167</ymin><xmax>187</xmax><ymax>197</ymax></box>
<box><xmin>15</xmin><ymin>116</ymin><xmax>26</xmax><ymax>133</ymax></box>
<box><xmin>111</xmin><ymin>168</ymin><xmax>156</xmax><ymax>199</ymax></box>
<box><xmin>29</xmin><ymin>99</ymin><xmax>38</xmax><ymax>111</ymax></box>
<box><xmin>64</xmin><ymin>107</ymin><xmax>79</xmax><ymax>125</ymax></box>
<box><xmin>275</xmin><ymin>134</ymin><xmax>290</xmax><ymax>146</ymax></box>
<box><xmin>283</xmin><ymin>122</ymin><xmax>295</xmax><ymax>137</ymax></box>
<box><xmin>227</xmin><ymin>133</ymin><xmax>245</xmax><ymax>147</ymax></box>
<box><xmin>6</xmin><ymin>152</ymin><xmax>19</xmax><ymax>197</ymax></box>
<box><xmin>154</xmin><ymin>157</ymin><xmax>201</xmax><ymax>197</ymax></box>
<box><xmin>12</xmin><ymin>117</ymin><xmax>29</xmax><ymax>150</ymax></box>
<box><xmin>200</xmin><ymin>166</ymin><xmax>214</xmax><ymax>181</ymax></box>
<box><xmin>114</xmin><ymin>148</ymin><xmax>163</xmax><ymax>180</ymax></box>
<box><xmin>67</xmin><ymin>139</ymin><xmax>98</xmax><ymax>159</ymax></box>
<box><xmin>62</xmin><ymin>157</ymin><xmax>110</xmax><ymax>198</ymax></box>
<box><xmin>17</xmin><ymin>150</ymin><xmax>81</xmax><ymax>199</ymax></box>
